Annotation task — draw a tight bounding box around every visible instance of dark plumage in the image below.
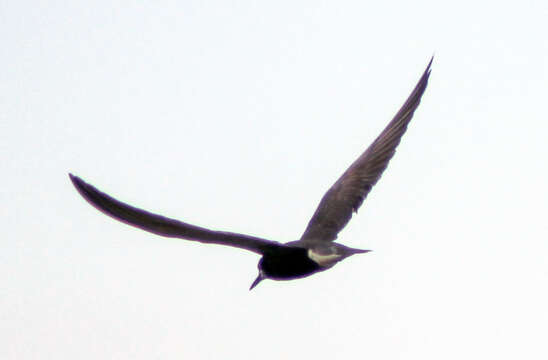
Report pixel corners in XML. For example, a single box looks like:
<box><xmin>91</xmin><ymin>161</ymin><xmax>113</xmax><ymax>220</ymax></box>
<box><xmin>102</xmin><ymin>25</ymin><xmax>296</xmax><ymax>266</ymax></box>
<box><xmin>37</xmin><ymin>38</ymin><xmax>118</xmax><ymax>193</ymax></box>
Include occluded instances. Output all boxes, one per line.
<box><xmin>69</xmin><ymin>58</ymin><xmax>432</xmax><ymax>290</ymax></box>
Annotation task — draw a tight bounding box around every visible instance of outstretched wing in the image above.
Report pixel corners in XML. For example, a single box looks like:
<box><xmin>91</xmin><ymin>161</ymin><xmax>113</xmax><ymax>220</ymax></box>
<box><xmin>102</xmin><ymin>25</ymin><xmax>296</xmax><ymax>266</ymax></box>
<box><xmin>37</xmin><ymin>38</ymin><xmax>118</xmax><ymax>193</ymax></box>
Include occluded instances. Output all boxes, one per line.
<box><xmin>300</xmin><ymin>58</ymin><xmax>432</xmax><ymax>242</ymax></box>
<box><xmin>69</xmin><ymin>174</ymin><xmax>282</xmax><ymax>254</ymax></box>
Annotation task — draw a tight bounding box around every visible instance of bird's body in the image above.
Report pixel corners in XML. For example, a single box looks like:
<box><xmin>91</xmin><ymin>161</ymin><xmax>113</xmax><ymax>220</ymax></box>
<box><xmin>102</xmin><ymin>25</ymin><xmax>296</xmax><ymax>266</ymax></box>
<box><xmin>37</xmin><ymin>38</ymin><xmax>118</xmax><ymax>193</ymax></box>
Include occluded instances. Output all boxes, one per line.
<box><xmin>256</xmin><ymin>242</ymin><xmax>368</xmax><ymax>281</ymax></box>
<box><xmin>69</xmin><ymin>58</ymin><xmax>432</xmax><ymax>289</ymax></box>
<box><xmin>259</xmin><ymin>246</ymin><xmax>321</xmax><ymax>280</ymax></box>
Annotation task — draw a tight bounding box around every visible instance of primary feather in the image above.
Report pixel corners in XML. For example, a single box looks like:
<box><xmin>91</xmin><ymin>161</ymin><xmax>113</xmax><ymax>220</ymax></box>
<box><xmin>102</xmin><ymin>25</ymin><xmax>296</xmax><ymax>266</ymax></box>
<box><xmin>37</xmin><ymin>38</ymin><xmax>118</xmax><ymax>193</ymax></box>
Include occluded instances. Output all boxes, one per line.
<box><xmin>300</xmin><ymin>58</ymin><xmax>432</xmax><ymax>242</ymax></box>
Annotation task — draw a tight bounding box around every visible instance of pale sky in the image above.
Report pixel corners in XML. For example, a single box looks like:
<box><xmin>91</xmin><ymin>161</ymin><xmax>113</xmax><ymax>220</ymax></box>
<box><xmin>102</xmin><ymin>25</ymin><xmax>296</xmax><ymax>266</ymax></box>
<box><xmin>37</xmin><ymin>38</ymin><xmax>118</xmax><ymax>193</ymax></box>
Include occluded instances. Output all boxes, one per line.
<box><xmin>2</xmin><ymin>1</ymin><xmax>548</xmax><ymax>359</ymax></box>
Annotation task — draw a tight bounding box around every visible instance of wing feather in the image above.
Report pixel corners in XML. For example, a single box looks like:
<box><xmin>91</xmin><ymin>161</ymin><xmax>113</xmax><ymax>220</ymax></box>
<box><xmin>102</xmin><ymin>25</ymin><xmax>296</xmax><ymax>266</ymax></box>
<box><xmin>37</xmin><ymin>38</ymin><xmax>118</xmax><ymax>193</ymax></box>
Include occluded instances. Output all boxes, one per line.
<box><xmin>69</xmin><ymin>174</ymin><xmax>282</xmax><ymax>254</ymax></box>
<box><xmin>300</xmin><ymin>58</ymin><xmax>432</xmax><ymax>242</ymax></box>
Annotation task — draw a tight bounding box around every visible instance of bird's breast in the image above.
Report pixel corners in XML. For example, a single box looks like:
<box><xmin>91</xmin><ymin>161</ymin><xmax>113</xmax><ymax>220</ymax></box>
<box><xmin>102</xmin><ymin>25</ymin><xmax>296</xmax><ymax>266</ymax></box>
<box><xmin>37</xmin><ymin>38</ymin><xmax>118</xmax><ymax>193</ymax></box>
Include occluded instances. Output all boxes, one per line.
<box><xmin>260</xmin><ymin>247</ymin><xmax>321</xmax><ymax>280</ymax></box>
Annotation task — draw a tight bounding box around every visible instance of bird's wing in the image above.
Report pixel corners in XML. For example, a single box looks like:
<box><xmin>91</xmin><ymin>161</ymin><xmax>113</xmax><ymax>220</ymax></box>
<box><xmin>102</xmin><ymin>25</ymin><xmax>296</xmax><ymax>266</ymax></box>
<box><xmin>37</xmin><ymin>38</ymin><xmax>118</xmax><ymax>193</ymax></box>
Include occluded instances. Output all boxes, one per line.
<box><xmin>69</xmin><ymin>174</ymin><xmax>282</xmax><ymax>255</ymax></box>
<box><xmin>300</xmin><ymin>58</ymin><xmax>432</xmax><ymax>242</ymax></box>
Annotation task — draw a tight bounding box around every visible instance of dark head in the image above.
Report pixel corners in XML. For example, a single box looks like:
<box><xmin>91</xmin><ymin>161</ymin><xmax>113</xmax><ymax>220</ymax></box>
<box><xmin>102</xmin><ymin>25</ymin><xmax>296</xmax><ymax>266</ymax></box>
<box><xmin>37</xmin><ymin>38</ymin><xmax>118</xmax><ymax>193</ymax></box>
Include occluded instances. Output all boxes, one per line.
<box><xmin>249</xmin><ymin>270</ymin><xmax>266</xmax><ymax>290</ymax></box>
<box><xmin>249</xmin><ymin>258</ymin><xmax>266</xmax><ymax>290</ymax></box>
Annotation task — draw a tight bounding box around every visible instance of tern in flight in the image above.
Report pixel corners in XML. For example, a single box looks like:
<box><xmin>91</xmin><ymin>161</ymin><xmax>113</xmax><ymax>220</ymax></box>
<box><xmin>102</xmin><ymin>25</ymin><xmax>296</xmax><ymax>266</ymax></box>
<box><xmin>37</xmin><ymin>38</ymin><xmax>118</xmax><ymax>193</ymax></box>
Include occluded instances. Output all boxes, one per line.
<box><xmin>70</xmin><ymin>58</ymin><xmax>432</xmax><ymax>290</ymax></box>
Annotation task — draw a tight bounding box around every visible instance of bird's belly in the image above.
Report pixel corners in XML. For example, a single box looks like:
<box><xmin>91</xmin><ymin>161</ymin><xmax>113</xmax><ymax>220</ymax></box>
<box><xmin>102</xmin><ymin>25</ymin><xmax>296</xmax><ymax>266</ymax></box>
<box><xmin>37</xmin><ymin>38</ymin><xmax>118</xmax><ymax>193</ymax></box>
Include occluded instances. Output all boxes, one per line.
<box><xmin>261</xmin><ymin>249</ymin><xmax>321</xmax><ymax>280</ymax></box>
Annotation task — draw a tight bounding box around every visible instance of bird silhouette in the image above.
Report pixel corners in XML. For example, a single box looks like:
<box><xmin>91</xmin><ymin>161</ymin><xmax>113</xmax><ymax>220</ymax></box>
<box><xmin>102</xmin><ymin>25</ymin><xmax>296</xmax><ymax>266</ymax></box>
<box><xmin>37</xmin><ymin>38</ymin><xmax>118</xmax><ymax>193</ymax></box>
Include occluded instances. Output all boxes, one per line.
<box><xmin>69</xmin><ymin>58</ymin><xmax>432</xmax><ymax>290</ymax></box>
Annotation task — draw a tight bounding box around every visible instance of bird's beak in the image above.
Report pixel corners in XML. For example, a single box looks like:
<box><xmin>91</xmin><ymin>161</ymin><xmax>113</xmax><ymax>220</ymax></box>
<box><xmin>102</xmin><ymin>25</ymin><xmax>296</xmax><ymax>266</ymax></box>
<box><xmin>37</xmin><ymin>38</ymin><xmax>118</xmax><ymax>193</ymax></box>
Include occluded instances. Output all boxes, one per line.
<box><xmin>249</xmin><ymin>272</ymin><xmax>265</xmax><ymax>291</ymax></box>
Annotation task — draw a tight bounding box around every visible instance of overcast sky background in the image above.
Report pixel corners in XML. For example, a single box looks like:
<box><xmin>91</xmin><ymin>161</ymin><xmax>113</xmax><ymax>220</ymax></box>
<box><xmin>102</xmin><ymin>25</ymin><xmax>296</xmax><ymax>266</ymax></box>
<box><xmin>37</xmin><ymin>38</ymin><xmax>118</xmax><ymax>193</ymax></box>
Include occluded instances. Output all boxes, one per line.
<box><xmin>2</xmin><ymin>1</ymin><xmax>548</xmax><ymax>359</ymax></box>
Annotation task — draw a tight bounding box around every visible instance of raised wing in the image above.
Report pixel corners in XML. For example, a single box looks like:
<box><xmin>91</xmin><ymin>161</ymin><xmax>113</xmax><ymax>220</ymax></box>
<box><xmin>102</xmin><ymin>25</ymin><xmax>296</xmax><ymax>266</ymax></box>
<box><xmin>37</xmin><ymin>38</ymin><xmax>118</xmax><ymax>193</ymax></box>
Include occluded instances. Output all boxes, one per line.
<box><xmin>69</xmin><ymin>174</ymin><xmax>282</xmax><ymax>254</ymax></box>
<box><xmin>300</xmin><ymin>58</ymin><xmax>432</xmax><ymax>242</ymax></box>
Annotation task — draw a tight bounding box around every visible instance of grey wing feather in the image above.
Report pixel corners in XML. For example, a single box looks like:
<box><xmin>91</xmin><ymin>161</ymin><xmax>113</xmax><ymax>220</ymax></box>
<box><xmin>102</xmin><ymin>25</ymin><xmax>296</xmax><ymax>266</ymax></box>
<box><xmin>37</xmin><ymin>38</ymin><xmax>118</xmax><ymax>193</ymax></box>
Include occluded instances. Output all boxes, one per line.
<box><xmin>69</xmin><ymin>174</ymin><xmax>282</xmax><ymax>254</ymax></box>
<box><xmin>300</xmin><ymin>58</ymin><xmax>432</xmax><ymax>242</ymax></box>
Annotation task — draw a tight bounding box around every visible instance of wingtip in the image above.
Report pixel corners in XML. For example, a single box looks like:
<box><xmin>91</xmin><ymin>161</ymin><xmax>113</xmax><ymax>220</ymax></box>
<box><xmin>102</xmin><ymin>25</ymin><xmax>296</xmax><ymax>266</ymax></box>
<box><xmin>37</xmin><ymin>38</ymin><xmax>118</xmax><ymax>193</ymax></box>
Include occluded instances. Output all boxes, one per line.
<box><xmin>68</xmin><ymin>173</ymin><xmax>88</xmax><ymax>196</ymax></box>
<box><xmin>68</xmin><ymin>173</ymin><xmax>80</xmax><ymax>187</ymax></box>
<box><xmin>425</xmin><ymin>56</ymin><xmax>434</xmax><ymax>76</ymax></box>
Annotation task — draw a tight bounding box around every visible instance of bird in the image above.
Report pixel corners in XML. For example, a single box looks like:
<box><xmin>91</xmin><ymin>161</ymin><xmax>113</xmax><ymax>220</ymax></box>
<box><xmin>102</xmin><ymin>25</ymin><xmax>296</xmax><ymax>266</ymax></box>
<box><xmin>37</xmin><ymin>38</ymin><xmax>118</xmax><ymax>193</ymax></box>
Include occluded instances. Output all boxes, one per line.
<box><xmin>69</xmin><ymin>58</ymin><xmax>432</xmax><ymax>290</ymax></box>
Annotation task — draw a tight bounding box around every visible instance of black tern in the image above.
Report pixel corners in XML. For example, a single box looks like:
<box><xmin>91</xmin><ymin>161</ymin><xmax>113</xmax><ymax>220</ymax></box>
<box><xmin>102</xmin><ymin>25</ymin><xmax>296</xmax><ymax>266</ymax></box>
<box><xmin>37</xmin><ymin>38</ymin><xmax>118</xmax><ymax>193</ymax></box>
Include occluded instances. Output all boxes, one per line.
<box><xmin>69</xmin><ymin>58</ymin><xmax>432</xmax><ymax>290</ymax></box>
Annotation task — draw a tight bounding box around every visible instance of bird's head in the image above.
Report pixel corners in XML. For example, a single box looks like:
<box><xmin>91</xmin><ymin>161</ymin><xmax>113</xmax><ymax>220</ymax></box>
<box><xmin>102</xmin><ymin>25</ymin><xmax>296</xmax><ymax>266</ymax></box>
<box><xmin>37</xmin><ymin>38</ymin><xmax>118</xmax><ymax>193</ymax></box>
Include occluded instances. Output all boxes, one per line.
<box><xmin>249</xmin><ymin>258</ymin><xmax>267</xmax><ymax>290</ymax></box>
<box><xmin>249</xmin><ymin>269</ymin><xmax>266</xmax><ymax>290</ymax></box>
